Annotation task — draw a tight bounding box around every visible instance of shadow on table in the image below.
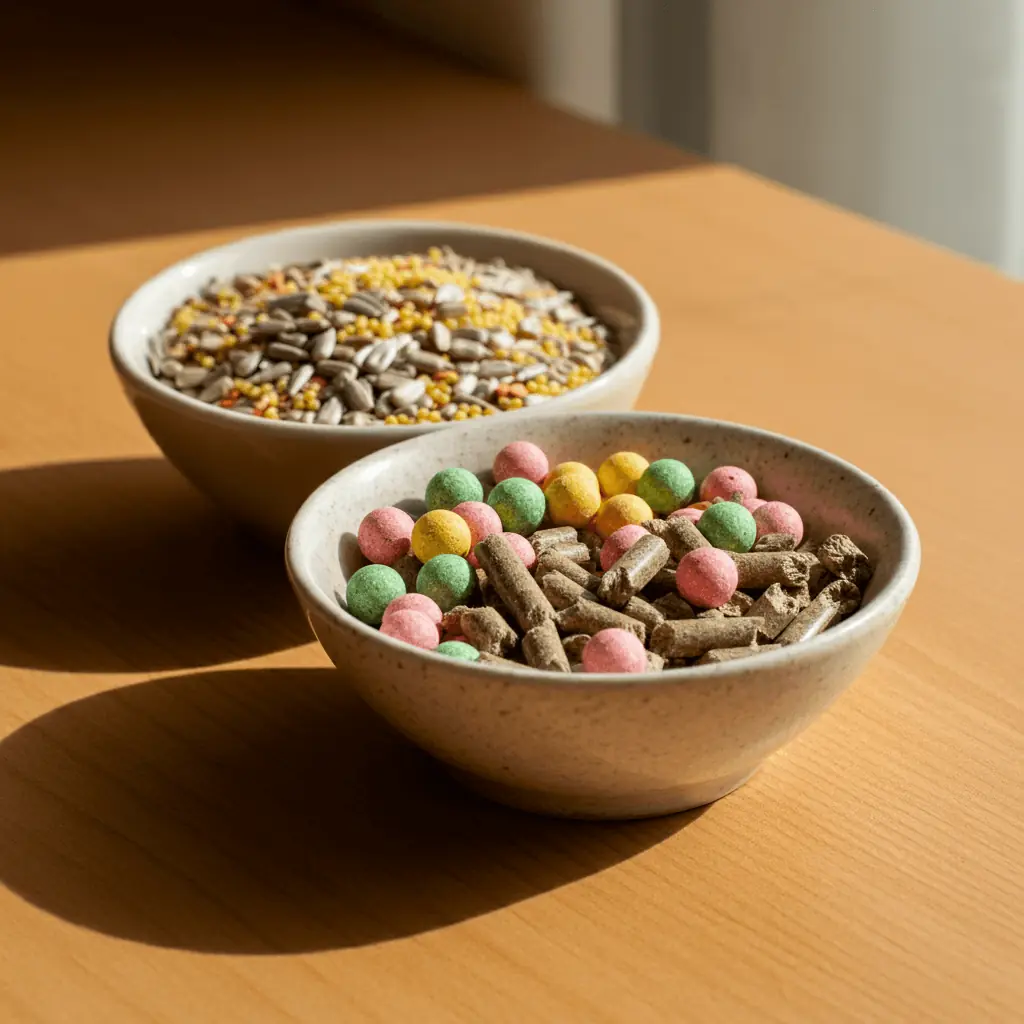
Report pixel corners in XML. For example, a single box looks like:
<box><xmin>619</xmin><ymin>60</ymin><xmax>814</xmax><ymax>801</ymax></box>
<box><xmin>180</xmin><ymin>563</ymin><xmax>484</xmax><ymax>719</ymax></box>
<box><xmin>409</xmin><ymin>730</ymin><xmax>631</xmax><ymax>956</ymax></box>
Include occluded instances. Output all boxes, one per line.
<box><xmin>0</xmin><ymin>667</ymin><xmax>700</xmax><ymax>953</ymax></box>
<box><xmin>0</xmin><ymin>1</ymin><xmax>700</xmax><ymax>257</ymax></box>
<box><xmin>0</xmin><ymin>458</ymin><xmax>310</xmax><ymax>672</ymax></box>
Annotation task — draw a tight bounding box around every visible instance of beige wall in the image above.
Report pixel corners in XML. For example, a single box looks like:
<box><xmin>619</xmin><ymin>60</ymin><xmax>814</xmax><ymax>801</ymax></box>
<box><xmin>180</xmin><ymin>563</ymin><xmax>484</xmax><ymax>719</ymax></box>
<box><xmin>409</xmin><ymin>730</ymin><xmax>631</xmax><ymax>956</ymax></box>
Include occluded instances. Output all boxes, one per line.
<box><xmin>353</xmin><ymin>0</ymin><xmax>619</xmax><ymax>123</ymax></box>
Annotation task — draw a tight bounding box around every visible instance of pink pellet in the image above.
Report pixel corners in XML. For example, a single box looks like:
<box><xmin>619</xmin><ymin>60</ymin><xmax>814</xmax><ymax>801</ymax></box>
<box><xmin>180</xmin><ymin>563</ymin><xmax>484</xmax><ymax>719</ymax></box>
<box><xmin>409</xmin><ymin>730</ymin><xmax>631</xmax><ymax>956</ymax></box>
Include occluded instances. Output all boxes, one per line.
<box><xmin>699</xmin><ymin>466</ymin><xmax>758</xmax><ymax>503</ymax></box>
<box><xmin>675</xmin><ymin>547</ymin><xmax>739</xmax><ymax>608</ymax></box>
<box><xmin>753</xmin><ymin>501</ymin><xmax>804</xmax><ymax>545</ymax></box>
<box><xmin>502</xmin><ymin>531</ymin><xmax>537</xmax><ymax>570</ymax></box>
<box><xmin>600</xmin><ymin>523</ymin><xmax>648</xmax><ymax>570</ymax></box>
<box><xmin>493</xmin><ymin>441</ymin><xmax>550</xmax><ymax>486</ymax></box>
<box><xmin>382</xmin><ymin>593</ymin><xmax>443</xmax><ymax>628</ymax></box>
<box><xmin>357</xmin><ymin>506</ymin><xmax>415</xmax><ymax>564</ymax></box>
<box><xmin>743</xmin><ymin>498</ymin><xmax>767</xmax><ymax>513</ymax></box>
<box><xmin>454</xmin><ymin>500</ymin><xmax>503</xmax><ymax>567</ymax></box>
<box><xmin>582</xmin><ymin>628</ymin><xmax>647</xmax><ymax>674</ymax></box>
<box><xmin>669</xmin><ymin>507</ymin><xmax>704</xmax><ymax>524</ymax></box>
<box><xmin>379</xmin><ymin>609</ymin><xmax>440</xmax><ymax>650</ymax></box>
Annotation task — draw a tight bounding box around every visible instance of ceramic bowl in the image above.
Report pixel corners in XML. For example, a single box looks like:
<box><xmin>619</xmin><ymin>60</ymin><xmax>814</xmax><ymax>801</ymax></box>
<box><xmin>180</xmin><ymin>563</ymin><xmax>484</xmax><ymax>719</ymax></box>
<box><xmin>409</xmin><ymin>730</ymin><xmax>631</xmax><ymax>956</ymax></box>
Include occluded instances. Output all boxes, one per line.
<box><xmin>109</xmin><ymin>220</ymin><xmax>658</xmax><ymax>537</ymax></box>
<box><xmin>286</xmin><ymin>411</ymin><xmax>920</xmax><ymax>820</ymax></box>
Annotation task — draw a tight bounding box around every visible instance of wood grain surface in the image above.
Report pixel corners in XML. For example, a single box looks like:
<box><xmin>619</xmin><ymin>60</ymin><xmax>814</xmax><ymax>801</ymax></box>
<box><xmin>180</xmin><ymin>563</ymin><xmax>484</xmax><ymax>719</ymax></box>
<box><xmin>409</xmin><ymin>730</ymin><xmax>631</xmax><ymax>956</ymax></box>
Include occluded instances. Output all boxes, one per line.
<box><xmin>1</xmin><ymin>7</ymin><xmax>1022</xmax><ymax>1023</ymax></box>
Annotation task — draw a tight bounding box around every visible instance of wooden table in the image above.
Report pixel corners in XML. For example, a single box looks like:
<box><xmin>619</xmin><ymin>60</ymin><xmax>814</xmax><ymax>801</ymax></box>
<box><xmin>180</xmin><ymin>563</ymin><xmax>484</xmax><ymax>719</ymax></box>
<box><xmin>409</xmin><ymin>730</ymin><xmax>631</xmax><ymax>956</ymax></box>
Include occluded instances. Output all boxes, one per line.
<box><xmin>1</xmin><ymin>9</ymin><xmax>1022</xmax><ymax>1022</ymax></box>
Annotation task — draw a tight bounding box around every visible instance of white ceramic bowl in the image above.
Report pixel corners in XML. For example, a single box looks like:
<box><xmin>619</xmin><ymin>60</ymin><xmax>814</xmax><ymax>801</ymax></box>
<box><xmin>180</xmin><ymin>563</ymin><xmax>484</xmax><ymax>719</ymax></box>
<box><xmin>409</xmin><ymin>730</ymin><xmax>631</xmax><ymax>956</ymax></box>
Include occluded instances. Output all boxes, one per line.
<box><xmin>110</xmin><ymin>220</ymin><xmax>659</xmax><ymax>537</ymax></box>
<box><xmin>286</xmin><ymin>412</ymin><xmax>921</xmax><ymax>820</ymax></box>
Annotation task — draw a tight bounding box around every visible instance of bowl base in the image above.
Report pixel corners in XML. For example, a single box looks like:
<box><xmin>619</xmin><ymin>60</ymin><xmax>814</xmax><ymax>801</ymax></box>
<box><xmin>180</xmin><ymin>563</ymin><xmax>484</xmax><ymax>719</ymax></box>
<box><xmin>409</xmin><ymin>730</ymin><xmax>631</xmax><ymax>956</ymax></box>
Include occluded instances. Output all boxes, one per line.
<box><xmin>446</xmin><ymin>766</ymin><xmax>758</xmax><ymax>820</ymax></box>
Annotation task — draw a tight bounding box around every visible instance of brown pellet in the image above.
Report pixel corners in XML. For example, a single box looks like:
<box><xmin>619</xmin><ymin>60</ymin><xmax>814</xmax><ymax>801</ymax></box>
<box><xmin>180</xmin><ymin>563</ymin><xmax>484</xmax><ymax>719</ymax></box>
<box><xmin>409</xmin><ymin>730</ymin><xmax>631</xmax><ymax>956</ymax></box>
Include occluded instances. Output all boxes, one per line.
<box><xmin>541</xmin><ymin>570</ymin><xmax>598</xmax><ymax>610</ymax></box>
<box><xmin>697</xmin><ymin>645</ymin><xmax>781</xmax><ymax>665</ymax></box>
<box><xmin>777</xmin><ymin>580</ymin><xmax>861</xmax><ymax>645</ymax></box>
<box><xmin>461</xmin><ymin>606</ymin><xmax>518</xmax><ymax>656</ymax></box>
<box><xmin>389</xmin><ymin>554</ymin><xmax>421</xmax><ymax>591</ymax></box>
<box><xmin>529</xmin><ymin>526</ymin><xmax>578</xmax><ymax>555</ymax></box>
<box><xmin>817</xmin><ymin>534</ymin><xmax>874</xmax><ymax>586</ymax></box>
<box><xmin>650</xmin><ymin>617</ymin><xmax>765</xmax><ymax>659</ymax></box>
<box><xmin>753</xmin><ymin>532</ymin><xmax>797</xmax><ymax>552</ymax></box>
<box><xmin>556</xmin><ymin>600</ymin><xmax>646</xmax><ymax>643</ymax></box>
<box><xmin>474</xmin><ymin>533</ymin><xmax>556</xmax><ymax>632</ymax></box>
<box><xmin>522</xmin><ymin>619</ymin><xmax>571</xmax><ymax>672</ymax></box>
<box><xmin>652</xmin><ymin>593</ymin><xmax>695</xmax><ymax>620</ymax></box>
<box><xmin>729</xmin><ymin>551</ymin><xmax>814</xmax><ymax>589</ymax></box>
<box><xmin>646</xmin><ymin>651</ymin><xmax>666</xmax><ymax>672</ymax></box>
<box><xmin>561</xmin><ymin>634</ymin><xmax>590</xmax><ymax>662</ymax></box>
<box><xmin>620</xmin><ymin>595</ymin><xmax>666</xmax><ymax>632</ymax></box>
<box><xmin>596</xmin><ymin>533</ymin><xmax>671</xmax><ymax>607</ymax></box>
<box><xmin>477</xmin><ymin>651</ymin><xmax>524</xmax><ymax>669</ymax></box>
<box><xmin>547</xmin><ymin>542</ymin><xmax>591</xmax><ymax>565</ymax></box>
<box><xmin>745</xmin><ymin>583</ymin><xmax>802</xmax><ymax>639</ymax></box>
<box><xmin>663</xmin><ymin>516</ymin><xmax>711</xmax><ymax>559</ymax></box>
<box><xmin>535</xmin><ymin>551</ymin><xmax>600</xmax><ymax>591</ymax></box>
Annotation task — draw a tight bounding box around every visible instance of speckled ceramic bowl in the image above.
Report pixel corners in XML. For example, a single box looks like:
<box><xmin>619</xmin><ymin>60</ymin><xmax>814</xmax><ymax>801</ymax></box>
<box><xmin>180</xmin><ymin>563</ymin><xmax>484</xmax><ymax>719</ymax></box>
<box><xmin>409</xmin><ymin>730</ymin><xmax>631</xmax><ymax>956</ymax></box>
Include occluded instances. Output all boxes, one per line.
<box><xmin>110</xmin><ymin>220</ymin><xmax>658</xmax><ymax>538</ymax></box>
<box><xmin>286</xmin><ymin>412</ymin><xmax>920</xmax><ymax>819</ymax></box>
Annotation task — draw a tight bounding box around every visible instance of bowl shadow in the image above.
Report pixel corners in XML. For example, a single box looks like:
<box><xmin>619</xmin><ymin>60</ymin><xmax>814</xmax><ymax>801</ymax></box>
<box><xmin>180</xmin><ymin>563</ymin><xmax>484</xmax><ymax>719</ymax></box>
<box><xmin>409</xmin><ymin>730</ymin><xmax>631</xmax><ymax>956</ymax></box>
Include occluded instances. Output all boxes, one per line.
<box><xmin>0</xmin><ymin>667</ymin><xmax>699</xmax><ymax>953</ymax></box>
<box><xmin>0</xmin><ymin>458</ymin><xmax>311</xmax><ymax>672</ymax></box>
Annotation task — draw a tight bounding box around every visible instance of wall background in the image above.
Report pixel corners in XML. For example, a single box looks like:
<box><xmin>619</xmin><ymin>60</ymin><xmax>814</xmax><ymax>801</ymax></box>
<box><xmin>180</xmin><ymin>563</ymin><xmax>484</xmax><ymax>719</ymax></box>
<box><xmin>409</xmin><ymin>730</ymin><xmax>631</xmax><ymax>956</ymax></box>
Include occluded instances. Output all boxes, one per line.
<box><xmin>354</xmin><ymin>0</ymin><xmax>1024</xmax><ymax>276</ymax></box>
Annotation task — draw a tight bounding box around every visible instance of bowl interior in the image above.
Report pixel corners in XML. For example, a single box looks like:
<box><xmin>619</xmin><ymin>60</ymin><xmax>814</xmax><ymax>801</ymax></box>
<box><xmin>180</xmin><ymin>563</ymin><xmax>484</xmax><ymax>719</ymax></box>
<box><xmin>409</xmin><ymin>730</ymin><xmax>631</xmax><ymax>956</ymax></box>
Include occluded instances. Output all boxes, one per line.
<box><xmin>290</xmin><ymin>412</ymin><xmax>918</xmax><ymax>659</ymax></box>
<box><xmin>112</xmin><ymin>220</ymin><xmax>651</xmax><ymax>384</ymax></box>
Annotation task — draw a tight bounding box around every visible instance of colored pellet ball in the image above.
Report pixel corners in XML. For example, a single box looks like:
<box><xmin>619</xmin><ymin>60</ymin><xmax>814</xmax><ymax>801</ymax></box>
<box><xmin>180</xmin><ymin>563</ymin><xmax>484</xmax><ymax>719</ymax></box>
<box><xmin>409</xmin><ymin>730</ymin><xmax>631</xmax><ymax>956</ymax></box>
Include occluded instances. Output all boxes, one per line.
<box><xmin>699</xmin><ymin>465</ymin><xmax>758</xmax><ymax>503</ymax></box>
<box><xmin>411</xmin><ymin>509</ymin><xmax>472</xmax><ymax>561</ymax></box>
<box><xmin>753</xmin><ymin>501</ymin><xmax>804</xmax><ymax>544</ymax></box>
<box><xmin>545</xmin><ymin>461</ymin><xmax>600</xmax><ymax>491</ymax></box>
<box><xmin>346</xmin><ymin>564</ymin><xmax>407</xmax><ymax>625</ymax></box>
<box><xmin>669</xmin><ymin>507</ymin><xmax>703</xmax><ymax>524</ymax></box>
<box><xmin>582</xmin><ymin>628</ymin><xmax>648</xmax><ymax>674</ymax></box>
<box><xmin>454</xmin><ymin>500</ymin><xmax>503</xmax><ymax>567</ymax></box>
<box><xmin>743</xmin><ymin>498</ymin><xmax>767</xmax><ymax>513</ymax></box>
<box><xmin>636</xmin><ymin>458</ymin><xmax>695</xmax><ymax>513</ymax></box>
<box><xmin>493</xmin><ymin>441</ymin><xmax>549</xmax><ymax>486</ymax></box>
<box><xmin>675</xmin><ymin>548</ymin><xmax>739</xmax><ymax>609</ymax></box>
<box><xmin>697</xmin><ymin>501</ymin><xmax>757</xmax><ymax>552</ymax></box>
<box><xmin>382</xmin><ymin>593</ymin><xmax>443</xmax><ymax>628</ymax></box>
<box><xmin>594</xmin><ymin>493</ymin><xmax>654</xmax><ymax>539</ymax></box>
<box><xmin>503</xmin><ymin>532</ymin><xmax>538</xmax><ymax>570</ymax></box>
<box><xmin>598</xmin><ymin>451</ymin><xmax>650</xmax><ymax>497</ymax></box>
<box><xmin>487</xmin><ymin>477</ymin><xmax>546</xmax><ymax>535</ymax></box>
<box><xmin>600</xmin><ymin>523</ymin><xmax>648</xmax><ymax>571</ymax></box>
<box><xmin>436</xmin><ymin>640</ymin><xmax>481</xmax><ymax>661</ymax></box>
<box><xmin>425</xmin><ymin>467</ymin><xmax>484</xmax><ymax>511</ymax></box>
<box><xmin>379</xmin><ymin>609</ymin><xmax>440</xmax><ymax>650</ymax></box>
<box><xmin>544</xmin><ymin>473</ymin><xmax>602</xmax><ymax>528</ymax></box>
<box><xmin>416</xmin><ymin>554</ymin><xmax>476</xmax><ymax>612</ymax></box>
<box><xmin>357</xmin><ymin>506</ymin><xmax>415</xmax><ymax>564</ymax></box>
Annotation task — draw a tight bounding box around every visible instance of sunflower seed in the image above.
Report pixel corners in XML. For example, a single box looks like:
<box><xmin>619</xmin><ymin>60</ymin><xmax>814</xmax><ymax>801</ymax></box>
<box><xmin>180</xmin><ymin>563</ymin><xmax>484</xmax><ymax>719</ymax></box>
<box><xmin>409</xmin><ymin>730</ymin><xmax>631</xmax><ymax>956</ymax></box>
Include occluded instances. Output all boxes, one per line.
<box><xmin>159</xmin><ymin>358</ymin><xmax>183</xmax><ymax>378</ymax></box>
<box><xmin>407</xmin><ymin>350</ymin><xmax>448</xmax><ymax>373</ymax></box>
<box><xmin>266</xmin><ymin>342</ymin><xmax>308</xmax><ymax>362</ymax></box>
<box><xmin>434</xmin><ymin>283</ymin><xmax>464</xmax><ymax>305</ymax></box>
<box><xmin>454</xmin><ymin>373</ymin><xmax>478</xmax><ymax>396</ymax></box>
<box><xmin>329</xmin><ymin>311</ymin><xmax>358</xmax><ymax>328</ymax></box>
<box><xmin>449</xmin><ymin>339</ymin><xmax>490</xmax><ymax>361</ymax></box>
<box><xmin>389</xmin><ymin>379</ymin><xmax>426</xmax><ymax>406</ymax></box>
<box><xmin>287</xmin><ymin>364</ymin><xmax>314</xmax><ymax>396</ymax></box>
<box><xmin>342</xmin><ymin>411</ymin><xmax>376</xmax><ymax>426</ymax></box>
<box><xmin>429</xmin><ymin>322</ymin><xmax>451</xmax><ymax>353</ymax></box>
<box><xmin>199</xmin><ymin>375</ymin><xmax>233</xmax><ymax>402</ymax></box>
<box><xmin>362</xmin><ymin>337</ymin><xmax>399</xmax><ymax>374</ymax></box>
<box><xmin>175</xmin><ymin>366</ymin><xmax>209</xmax><ymax>389</ymax></box>
<box><xmin>342</xmin><ymin>377</ymin><xmax>374</xmax><ymax>412</ymax></box>
<box><xmin>452</xmin><ymin>327</ymin><xmax>487</xmax><ymax>342</ymax></box>
<box><xmin>308</xmin><ymin>328</ymin><xmax>337</xmax><ymax>361</ymax></box>
<box><xmin>249</xmin><ymin>360</ymin><xmax>292</xmax><ymax>384</ymax></box>
<box><xmin>480</xmin><ymin>360</ymin><xmax>518</xmax><ymax>378</ymax></box>
<box><xmin>343</xmin><ymin>293</ymin><xmax>387</xmax><ymax>317</ymax></box>
<box><xmin>232</xmin><ymin>349</ymin><xmax>263</xmax><ymax>378</ymax></box>
<box><xmin>315</xmin><ymin>396</ymin><xmax>344</xmax><ymax>425</ymax></box>
<box><xmin>436</xmin><ymin>302</ymin><xmax>468</xmax><ymax>319</ymax></box>
<box><xmin>516</xmin><ymin>362</ymin><xmax>548</xmax><ymax>382</ymax></box>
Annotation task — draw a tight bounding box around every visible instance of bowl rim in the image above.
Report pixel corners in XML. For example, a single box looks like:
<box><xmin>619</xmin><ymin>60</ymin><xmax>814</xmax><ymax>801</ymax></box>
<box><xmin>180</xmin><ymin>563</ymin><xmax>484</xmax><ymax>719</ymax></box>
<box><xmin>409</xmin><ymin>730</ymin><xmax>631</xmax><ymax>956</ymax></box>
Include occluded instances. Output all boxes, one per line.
<box><xmin>109</xmin><ymin>218</ymin><xmax>660</xmax><ymax>437</ymax></box>
<box><xmin>286</xmin><ymin>410</ymin><xmax>922</xmax><ymax>687</ymax></box>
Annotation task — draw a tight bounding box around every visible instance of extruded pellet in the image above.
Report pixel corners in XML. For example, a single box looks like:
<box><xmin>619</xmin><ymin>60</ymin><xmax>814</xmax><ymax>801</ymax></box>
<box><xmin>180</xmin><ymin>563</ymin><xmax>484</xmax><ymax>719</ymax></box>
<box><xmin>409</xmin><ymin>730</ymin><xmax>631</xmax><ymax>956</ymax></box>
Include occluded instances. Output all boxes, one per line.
<box><xmin>646</xmin><ymin>651</ymin><xmax>666</xmax><ymax>672</ymax></box>
<box><xmin>535</xmin><ymin>550</ymin><xmax>600</xmax><ymax>591</ymax></box>
<box><xmin>548</xmin><ymin>542</ymin><xmax>591</xmax><ymax>565</ymax></box>
<box><xmin>817</xmin><ymin>535</ymin><xmax>874</xmax><ymax>586</ymax></box>
<box><xmin>529</xmin><ymin>526</ymin><xmax>579</xmax><ymax>555</ymax></box>
<box><xmin>778</xmin><ymin>580</ymin><xmax>860</xmax><ymax>645</ymax></box>
<box><xmin>650</xmin><ymin>617</ymin><xmax>765</xmax><ymax>659</ymax></box>
<box><xmin>753</xmin><ymin>532</ymin><xmax>797</xmax><ymax>552</ymax></box>
<box><xmin>478</xmin><ymin>651</ymin><xmax>524</xmax><ymax>669</ymax></box>
<box><xmin>562</xmin><ymin>634</ymin><xmax>590</xmax><ymax>662</ymax></box>
<box><xmin>651</xmin><ymin>593</ymin><xmax>695</xmax><ymax>620</ymax></box>
<box><xmin>474</xmin><ymin>534</ymin><xmax>555</xmax><ymax>632</ymax></box>
<box><xmin>697</xmin><ymin>645</ymin><xmax>781</xmax><ymax>665</ymax></box>
<box><xmin>596</xmin><ymin>533</ymin><xmax>671</xmax><ymax>607</ymax></box>
<box><xmin>745</xmin><ymin>583</ymin><xmax>801</xmax><ymax>639</ymax></box>
<box><xmin>461</xmin><ymin>606</ymin><xmax>518</xmax><ymax>655</ymax></box>
<box><xmin>644</xmin><ymin>516</ymin><xmax>709</xmax><ymax>560</ymax></box>
<box><xmin>620</xmin><ymin>595</ymin><xmax>666</xmax><ymax>633</ymax></box>
<box><xmin>729</xmin><ymin>552</ymin><xmax>814</xmax><ymax>589</ymax></box>
<box><xmin>541</xmin><ymin>570</ymin><xmax>598</xmax><ymax>610</ymax></box>
<box><xmin>556</xmin><ymin>600</ymin><xmax>646</xmax><ymax>643</ymax></box>
<box><xmin>523</xmin><ymin>619</ymin><xmax>571</xmax><ymax>672</ymax></box>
